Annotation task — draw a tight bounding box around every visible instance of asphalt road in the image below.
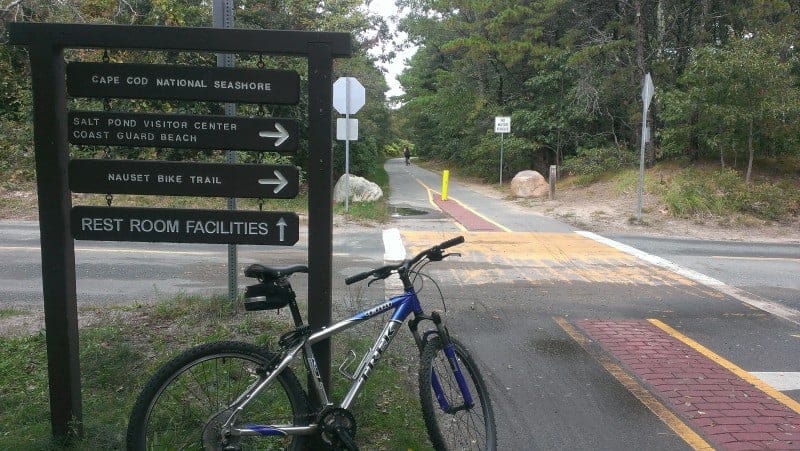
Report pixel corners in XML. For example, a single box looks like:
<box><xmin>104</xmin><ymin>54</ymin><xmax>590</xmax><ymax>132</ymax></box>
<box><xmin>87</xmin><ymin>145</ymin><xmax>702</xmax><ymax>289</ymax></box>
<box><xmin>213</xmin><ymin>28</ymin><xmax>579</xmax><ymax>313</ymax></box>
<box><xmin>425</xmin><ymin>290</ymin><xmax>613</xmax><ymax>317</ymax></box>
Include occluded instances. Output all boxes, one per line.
<box><xmin>2</xmin><ymin>158</ymin><xmax>799</xmax><ymax>449</ymax></box>
<box><xmin>607</xmin><ymin>234</ymin><xmax>800</xmax><ymax>312</ymax></box>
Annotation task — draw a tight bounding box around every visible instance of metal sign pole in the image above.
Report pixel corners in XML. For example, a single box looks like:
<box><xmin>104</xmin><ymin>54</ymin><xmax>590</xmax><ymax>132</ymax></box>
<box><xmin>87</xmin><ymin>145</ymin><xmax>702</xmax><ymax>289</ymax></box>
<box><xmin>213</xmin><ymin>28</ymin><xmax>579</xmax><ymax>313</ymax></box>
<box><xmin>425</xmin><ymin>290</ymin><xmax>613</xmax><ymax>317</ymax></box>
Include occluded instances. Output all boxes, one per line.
<box><xmin>636</xmin><ymin>73</ymin><xmax>654</xmax><ymax>221</ymax></box>
<box><xmin>344</xmin><ymin>77</ymin><xmax>350</xmax><ymax>212</ymax></box>
<box><xmin>213</xmin><ymin>0</ymin><xmax>238</xmax><ymax>303</ymax></box>
<box><xmin>499</xmin><ymin>132</ymin><xmax>504</xmax><ymax>185</ymax></box>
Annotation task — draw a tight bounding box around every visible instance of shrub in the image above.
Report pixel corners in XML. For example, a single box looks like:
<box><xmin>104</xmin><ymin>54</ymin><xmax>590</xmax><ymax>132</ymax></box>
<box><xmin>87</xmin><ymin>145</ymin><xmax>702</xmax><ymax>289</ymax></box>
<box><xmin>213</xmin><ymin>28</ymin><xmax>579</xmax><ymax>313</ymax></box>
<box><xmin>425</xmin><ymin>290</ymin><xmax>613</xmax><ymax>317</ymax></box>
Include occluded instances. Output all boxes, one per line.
<box><xmin>662</xmin><ymin>168</ymin><xmax>800</xmax><ymax>221</ymax></box>
<box><xmin>561</xmin><ymin>146</ymin><xmax>637</xmax><ymax>185</ymax></box>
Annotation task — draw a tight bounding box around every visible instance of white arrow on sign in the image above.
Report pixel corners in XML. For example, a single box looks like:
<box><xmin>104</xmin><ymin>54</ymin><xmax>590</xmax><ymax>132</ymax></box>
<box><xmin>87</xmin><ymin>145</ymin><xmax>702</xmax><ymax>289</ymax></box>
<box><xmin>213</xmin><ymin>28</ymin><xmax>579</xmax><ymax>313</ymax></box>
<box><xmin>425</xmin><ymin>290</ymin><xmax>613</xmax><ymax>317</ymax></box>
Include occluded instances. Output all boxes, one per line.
<box><xmin>258</xmin><ymin>123</ymin><xmax>290</xmax><ymax>147</ymax></box>
<box><xmin>257</xmin><ymin>170</ymin><xmax>289</xmax><ymax>194</ymax></box>
<box><xmin>276</xmin><ymin>217</ymin><xmax>287</xmax><ymax>242</ymax></box>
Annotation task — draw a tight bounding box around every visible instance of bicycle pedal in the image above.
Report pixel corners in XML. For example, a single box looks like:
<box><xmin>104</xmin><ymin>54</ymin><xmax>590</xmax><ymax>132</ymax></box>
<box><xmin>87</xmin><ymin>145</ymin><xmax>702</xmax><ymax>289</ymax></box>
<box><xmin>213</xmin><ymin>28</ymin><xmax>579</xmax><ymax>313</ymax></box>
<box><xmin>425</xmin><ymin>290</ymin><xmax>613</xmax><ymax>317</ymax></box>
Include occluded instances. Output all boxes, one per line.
<box><xmin>334</xmin><ymin>427</ymin><xmax>359</xmax><ymax>451</ymax></box>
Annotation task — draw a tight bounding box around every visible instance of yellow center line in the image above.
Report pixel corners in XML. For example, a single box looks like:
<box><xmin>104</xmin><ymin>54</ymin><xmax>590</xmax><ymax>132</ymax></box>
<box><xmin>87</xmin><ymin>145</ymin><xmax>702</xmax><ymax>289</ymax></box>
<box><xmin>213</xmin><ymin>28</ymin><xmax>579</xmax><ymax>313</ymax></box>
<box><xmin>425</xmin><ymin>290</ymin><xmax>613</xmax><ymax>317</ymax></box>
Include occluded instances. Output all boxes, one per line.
<box><xmin>648</xmin><ymin>318</ymin><xmax>800</xmax><ymax>415</ymax></box>
<box><xmin>555</xmin><ymin>317</ymin><xmax>713</xmax><ymax>451</ymax></box>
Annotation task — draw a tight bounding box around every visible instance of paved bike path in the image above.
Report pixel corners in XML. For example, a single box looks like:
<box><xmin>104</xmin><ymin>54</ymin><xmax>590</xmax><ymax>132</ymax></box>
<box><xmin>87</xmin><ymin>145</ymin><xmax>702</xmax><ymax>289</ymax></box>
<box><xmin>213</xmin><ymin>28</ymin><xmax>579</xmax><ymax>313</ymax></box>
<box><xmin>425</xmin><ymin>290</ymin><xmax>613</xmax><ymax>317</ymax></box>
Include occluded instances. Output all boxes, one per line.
<box><xmin>386</xmin><ymin>158</ymin><xmax>800</xmax><ymax>450</ymax></box>
<box><xmin>388</xmin><ymin>158</ymin><xmax>572</xmax><ymax>233</ymax></box>
<box><xmin>573</xmin><ymin>318</ymin><xmax>800</xmax><ymax>450</ymax></box>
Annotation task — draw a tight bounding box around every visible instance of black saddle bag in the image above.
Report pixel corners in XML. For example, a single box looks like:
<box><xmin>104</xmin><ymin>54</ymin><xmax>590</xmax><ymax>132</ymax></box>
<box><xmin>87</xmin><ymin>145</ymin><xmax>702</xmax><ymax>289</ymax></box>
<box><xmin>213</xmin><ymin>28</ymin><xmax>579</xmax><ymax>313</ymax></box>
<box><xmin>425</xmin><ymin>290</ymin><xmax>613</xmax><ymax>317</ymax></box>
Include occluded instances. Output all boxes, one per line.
<box><xmin>243</xmin><ymin>278</ymin><xmax>294</xmax><ymax>311</ymax></box>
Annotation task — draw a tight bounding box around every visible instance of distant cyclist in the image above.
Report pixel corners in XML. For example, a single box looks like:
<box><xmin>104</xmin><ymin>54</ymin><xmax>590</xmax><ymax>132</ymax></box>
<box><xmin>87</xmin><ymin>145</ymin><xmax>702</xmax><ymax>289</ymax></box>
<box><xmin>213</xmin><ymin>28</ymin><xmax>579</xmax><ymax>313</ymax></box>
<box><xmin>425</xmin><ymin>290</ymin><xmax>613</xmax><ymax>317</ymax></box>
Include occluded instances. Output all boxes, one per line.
<box><xmin>403</xmin><ymin>146</ymin><xmax>411</xmax><ymax>166</ymax></box>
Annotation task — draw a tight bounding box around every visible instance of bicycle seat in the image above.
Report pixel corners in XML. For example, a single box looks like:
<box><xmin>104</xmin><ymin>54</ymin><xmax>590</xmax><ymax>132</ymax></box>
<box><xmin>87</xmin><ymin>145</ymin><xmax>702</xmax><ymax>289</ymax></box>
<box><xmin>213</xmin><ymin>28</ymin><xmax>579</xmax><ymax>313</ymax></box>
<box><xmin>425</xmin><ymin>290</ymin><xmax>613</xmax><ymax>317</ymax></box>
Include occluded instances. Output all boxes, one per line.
<box><xmin>244</xmin><ymin>264</ymin><xmax>309</xmax><ymax>281</ymax></box>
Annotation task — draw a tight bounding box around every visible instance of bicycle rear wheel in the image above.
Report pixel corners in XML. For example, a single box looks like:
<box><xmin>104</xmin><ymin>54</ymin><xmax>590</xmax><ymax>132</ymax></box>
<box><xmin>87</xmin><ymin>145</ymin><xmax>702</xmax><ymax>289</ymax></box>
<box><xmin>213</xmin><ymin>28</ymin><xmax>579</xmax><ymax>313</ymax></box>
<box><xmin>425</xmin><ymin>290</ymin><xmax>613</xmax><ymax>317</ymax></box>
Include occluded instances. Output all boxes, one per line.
<box><xmin>127</xmin><ymin>341</ymin><xmax>310</xmax><ymax>450</ymax></box>
<box><xmin>419</xmin><ymin>337</ymin><xmax>497</xmax><ymax>450</ymax></box>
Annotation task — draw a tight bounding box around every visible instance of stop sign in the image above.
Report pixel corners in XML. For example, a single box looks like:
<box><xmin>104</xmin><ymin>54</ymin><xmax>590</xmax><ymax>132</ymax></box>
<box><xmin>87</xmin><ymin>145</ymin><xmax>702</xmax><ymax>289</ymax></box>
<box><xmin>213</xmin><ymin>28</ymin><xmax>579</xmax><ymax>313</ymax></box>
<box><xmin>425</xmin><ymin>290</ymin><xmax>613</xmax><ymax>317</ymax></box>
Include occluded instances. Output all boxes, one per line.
<box><xmin>332</xmin><ymin>77</ymin><xmax>365</xmax><ymax>115</ymax></box>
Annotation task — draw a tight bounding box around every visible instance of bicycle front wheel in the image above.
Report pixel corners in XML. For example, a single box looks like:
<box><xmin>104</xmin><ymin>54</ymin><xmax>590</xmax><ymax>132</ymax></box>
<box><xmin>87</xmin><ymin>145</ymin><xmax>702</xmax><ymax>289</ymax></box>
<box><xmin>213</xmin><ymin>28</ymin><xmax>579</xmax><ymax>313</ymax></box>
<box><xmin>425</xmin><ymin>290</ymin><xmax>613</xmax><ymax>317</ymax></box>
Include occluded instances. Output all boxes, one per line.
<box><xmin>127</xmin><ymin>341</ymin><xmax>310</xmax><ymax>450</ymax></box>
<box><xmin>419</xmin><ymin>337</ymin><xmax>497</xmax><ymax>450</ymax></box>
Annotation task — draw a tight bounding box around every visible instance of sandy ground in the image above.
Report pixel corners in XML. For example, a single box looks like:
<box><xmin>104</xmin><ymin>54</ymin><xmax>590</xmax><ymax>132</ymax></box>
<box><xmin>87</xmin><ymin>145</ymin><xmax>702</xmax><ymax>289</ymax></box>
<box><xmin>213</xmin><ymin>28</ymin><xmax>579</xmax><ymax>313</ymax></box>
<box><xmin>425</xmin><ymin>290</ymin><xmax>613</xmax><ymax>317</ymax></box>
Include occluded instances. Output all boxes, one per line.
<box><xmin>485</xmin><ymin>179</ymin><xmax>800</xmax><ymax>244</ymax></box>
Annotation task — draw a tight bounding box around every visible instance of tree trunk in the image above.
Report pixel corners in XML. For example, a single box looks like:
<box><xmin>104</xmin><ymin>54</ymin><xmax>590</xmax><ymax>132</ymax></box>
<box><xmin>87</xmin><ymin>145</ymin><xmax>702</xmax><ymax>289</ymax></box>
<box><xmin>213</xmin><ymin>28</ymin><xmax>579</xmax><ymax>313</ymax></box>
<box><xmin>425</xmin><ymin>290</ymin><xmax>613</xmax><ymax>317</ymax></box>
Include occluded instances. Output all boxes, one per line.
<box><xmin>656</xmin><ymin>0</ymin><xmax>665</xmax><ymax>57</ymax></box>
<box><xmin>634</xmin><ymin>0</ymin><xmax>645</xmax><ymax>74</ymax></box>
<box><xmin>700</xmin><ymin>0</ymin><xmax>711</xmax><ymax>43</ymax></box>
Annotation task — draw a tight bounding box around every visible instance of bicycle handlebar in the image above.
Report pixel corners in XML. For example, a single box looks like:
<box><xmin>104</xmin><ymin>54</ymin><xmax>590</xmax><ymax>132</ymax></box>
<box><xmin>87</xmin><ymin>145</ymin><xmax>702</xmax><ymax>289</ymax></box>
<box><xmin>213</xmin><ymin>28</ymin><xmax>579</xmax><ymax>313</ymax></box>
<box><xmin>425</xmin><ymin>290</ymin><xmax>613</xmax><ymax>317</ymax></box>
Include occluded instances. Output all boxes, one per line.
<box><xmin>344</xmin><ymin>236</ymin><xmax>464</xmax><ymax>285</ymax></box>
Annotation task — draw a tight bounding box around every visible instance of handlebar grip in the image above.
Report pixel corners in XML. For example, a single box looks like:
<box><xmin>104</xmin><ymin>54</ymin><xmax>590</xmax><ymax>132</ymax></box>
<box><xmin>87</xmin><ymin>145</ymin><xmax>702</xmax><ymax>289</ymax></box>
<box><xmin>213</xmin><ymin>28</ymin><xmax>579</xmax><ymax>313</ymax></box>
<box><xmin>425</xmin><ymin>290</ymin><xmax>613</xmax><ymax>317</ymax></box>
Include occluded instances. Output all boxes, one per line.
<box><xmin>439</xmin><ymin>236</ymin><xmax>465</xmax><ymax>250</ymax></box>
<box><xmin>345</xmin><ymin>271</ymin><xmax>370</xmax><ymax>285</ymax></box>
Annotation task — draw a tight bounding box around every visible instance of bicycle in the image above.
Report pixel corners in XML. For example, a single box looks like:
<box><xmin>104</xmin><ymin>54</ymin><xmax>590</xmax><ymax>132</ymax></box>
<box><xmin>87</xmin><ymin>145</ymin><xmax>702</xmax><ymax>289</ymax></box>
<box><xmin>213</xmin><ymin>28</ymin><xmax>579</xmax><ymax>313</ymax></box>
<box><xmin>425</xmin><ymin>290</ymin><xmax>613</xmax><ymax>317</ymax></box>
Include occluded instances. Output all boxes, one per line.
<box><xmin>127</xmin><ymin>235</ymin><xmax>496</xmax><ymax>450</ymax></box>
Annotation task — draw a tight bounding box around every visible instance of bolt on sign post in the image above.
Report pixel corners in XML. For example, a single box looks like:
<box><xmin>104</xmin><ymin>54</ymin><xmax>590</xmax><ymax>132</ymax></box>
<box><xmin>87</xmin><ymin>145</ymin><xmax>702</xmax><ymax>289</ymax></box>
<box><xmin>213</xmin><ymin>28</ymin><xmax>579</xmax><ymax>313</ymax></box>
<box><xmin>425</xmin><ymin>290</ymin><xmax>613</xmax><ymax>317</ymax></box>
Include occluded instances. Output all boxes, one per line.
<box><xmin>636</xmin><ymin>73</ymin><xmax>655</xmax><ymax>221</ymax></box>
<box><xmin>333</xmin><ymin>76</ymin><xmax>365</xmax><ymax>212</ymax></box>
<box><xmin>9</xmin><ymin>22</ymin><xmax>350</xmax><ymax>441</ymax></box>
<box><xmin>494</xmin><ymin>116</ymin><xmax>511</xmax><ymax>184</ymax></box>
<box><xmin>441</xmin><ymin>170</ymin><xmax>450</xmax><ymax>201</ymax></box>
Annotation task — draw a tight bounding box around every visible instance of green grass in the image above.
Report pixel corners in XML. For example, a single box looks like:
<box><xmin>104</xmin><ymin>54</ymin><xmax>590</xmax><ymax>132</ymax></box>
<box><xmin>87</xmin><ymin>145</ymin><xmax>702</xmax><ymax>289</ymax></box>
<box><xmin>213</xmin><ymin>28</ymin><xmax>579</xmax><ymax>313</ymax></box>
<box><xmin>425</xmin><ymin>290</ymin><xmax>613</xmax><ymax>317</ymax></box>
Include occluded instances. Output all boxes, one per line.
<box><xmin>0</xmin><ymin>308</ymin><xmax>27</xmax><ymax>318</ymax></box>
<box><xmin>661</xmin><ymin>167</ymin><xmax>800</xmax><ymax>221</ymax></box>
<box><xmin>335</xmin><ymin>198</ymin><xmax>390</xmax><ymax>222</ymax></box>
<box><xmin>333</xmin><ymin>164</ymin><xmax>392</xmax><ymax>223</ymax></box>
<box><xmin>0</xmin><ymin>295</ymin><xmax>429</xmax><ymax>449</ymax></box>
<box><xmin>74</xmin><ymin>191</ymin><xmax>309</xmax><ymax>214</ymax></box>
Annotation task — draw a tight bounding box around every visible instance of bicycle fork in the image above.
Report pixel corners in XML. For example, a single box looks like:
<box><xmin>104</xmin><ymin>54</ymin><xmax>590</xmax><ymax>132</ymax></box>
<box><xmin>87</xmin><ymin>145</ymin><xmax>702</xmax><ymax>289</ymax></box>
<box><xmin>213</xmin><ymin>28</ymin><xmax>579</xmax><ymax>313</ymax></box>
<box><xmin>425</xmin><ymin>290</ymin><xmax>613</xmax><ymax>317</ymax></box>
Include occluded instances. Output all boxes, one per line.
<box><xmin>426</xmin><ymin>312</ymin><xmax>475</xmax><ymax>413</ymax></box>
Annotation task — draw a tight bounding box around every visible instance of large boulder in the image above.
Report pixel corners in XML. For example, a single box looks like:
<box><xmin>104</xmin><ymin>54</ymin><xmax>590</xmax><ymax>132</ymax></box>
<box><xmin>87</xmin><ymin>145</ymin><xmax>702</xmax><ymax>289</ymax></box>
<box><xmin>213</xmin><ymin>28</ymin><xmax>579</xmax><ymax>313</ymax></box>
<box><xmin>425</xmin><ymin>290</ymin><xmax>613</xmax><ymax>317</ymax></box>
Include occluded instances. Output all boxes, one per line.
<box><xmin>334</xmin><ymin>174</ymin><xmax>383</xmax><ymax>203</ymax></box>
<box><xmin>510</xmin><ymin>170</ymin><xmax>549</xmax><ymax>198</ymax></box>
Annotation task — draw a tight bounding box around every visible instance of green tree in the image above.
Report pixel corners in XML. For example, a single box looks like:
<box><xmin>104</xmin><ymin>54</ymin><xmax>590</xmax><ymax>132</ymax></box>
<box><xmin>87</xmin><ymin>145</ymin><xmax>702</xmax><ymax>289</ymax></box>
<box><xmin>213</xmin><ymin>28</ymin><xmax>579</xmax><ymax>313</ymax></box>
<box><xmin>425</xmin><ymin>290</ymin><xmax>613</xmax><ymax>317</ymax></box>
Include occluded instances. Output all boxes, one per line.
<box><xmin>1</xmin><ymin>0</ymin><xmax>397</xmax><ymax>185</ymax></box>
<box><xmin>660</xmin><ymin>32</ymin><xmax>800</xmax><ymax>182</ymax></box>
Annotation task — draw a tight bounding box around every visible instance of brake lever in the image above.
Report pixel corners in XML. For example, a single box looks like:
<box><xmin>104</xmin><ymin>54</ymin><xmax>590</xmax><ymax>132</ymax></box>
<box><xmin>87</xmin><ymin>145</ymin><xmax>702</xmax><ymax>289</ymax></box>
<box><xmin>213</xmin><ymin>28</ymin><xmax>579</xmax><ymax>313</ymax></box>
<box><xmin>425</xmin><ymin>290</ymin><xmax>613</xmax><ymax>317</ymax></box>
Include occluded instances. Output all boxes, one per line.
<box><xmin>367</xmin><ymin>268</ymin><xmax>394</xmax><ymax>287</ymax></box>
<box><xmin>443</xmin><ymin>252</ymin><xmax>461</xmax><ymax>259</ymax></box>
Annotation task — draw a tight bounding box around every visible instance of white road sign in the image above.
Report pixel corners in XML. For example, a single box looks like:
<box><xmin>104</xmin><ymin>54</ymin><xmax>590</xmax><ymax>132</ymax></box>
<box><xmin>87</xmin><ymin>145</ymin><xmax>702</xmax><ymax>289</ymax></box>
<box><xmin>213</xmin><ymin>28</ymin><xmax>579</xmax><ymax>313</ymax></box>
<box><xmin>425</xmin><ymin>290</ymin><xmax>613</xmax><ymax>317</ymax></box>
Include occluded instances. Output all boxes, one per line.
<box><xmin>642</xmin><ymin>72</ymin><xmax>654</xmax><ymax>111</ymax></box>
<box><xmin>333</xmin><ymin>77</ymin><xmax>365</xmax><ymax>115</ymax></box>
<box><xmin>494</xmin><ymin>116</ymin><xmax>511</xmax><ymax>134</ymax></box>
<box><xmin>336</xmin><ymin>118</ymin><xmax>359</xmax><ymax>141</ymax></box>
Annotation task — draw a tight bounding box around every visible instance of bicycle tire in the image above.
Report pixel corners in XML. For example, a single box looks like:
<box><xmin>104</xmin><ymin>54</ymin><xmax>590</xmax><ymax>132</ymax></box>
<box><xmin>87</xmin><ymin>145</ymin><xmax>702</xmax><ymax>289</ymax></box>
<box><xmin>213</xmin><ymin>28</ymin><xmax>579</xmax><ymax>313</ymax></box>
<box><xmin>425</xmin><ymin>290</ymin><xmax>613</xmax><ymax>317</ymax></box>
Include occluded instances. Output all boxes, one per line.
<box><xmin>419</xmin><ymin>337</ymin><xmax>497</xmax><ymax>450</ymax></box>
<box><xmin>127</xmin><ymin>340</ymin><xmax>310</xmax><ymax>450</ymax></box>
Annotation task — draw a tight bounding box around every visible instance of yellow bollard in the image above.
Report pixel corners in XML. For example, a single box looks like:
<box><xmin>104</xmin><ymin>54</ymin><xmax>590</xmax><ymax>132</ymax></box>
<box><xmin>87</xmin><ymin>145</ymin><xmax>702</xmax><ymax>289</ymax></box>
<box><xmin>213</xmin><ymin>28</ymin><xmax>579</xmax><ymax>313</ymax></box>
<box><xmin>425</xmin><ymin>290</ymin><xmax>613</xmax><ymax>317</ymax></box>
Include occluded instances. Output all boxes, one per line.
<box><xmin>441</xmin><ymin>170</ymin><xmax>450</xmax><ymax>201</ymax></box>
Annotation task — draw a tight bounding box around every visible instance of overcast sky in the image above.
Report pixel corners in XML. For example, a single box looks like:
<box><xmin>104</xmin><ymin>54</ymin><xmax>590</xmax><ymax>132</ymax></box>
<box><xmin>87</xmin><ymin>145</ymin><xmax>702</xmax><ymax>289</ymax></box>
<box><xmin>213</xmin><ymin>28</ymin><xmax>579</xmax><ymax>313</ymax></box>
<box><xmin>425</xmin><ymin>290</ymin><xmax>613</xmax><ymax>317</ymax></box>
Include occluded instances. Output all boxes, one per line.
<box><xmin>366</xmin><ymin>0</ymin><xmax>415</xmax><ymax>98</ymax></box>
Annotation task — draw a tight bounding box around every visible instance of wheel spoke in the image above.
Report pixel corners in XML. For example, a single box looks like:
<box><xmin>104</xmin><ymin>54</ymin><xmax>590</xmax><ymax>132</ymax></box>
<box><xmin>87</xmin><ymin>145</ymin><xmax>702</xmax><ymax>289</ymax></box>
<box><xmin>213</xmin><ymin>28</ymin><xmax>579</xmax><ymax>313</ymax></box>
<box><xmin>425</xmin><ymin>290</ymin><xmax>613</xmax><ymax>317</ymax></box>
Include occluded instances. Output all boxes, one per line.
<box><xmin>419</xmin><ymin>337</ymin><xmax>496</xmax><ymax>450</ymax></box>
<box><xmin>128</xmin><ymin>341</ymin><xmax>310</xmax><ymax>450</ymax></box>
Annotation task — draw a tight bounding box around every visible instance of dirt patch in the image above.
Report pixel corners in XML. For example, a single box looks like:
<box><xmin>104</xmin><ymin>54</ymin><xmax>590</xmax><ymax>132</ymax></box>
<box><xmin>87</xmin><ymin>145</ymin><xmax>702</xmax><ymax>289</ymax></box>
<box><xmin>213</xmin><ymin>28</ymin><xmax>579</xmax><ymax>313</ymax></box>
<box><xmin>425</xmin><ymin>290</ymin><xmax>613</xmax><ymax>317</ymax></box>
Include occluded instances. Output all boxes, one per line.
<box><xmin>507</xmin><ymin>178</ymin><xmax>800</xmax><ymax>243</ymax></box>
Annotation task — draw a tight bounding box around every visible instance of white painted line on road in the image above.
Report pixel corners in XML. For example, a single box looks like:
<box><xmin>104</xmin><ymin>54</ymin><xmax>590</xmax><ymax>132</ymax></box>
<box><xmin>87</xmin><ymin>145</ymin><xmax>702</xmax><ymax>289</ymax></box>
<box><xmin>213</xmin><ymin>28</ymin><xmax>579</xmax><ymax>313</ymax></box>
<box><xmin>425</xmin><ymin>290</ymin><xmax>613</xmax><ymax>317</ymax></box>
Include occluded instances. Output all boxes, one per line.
<box><xmin>382</xmin><ymin>228</ymin><xmax>406</xmax><ymax>262</ymax></box>
<box><xmin>382</xmin><ymin>229</ymin><xmax>406</xmax><ymax>293</ymax></box>
<box><xmin>711</xmin><ymin>255</ymin><xmax>800</xmax><ymax>262</ymax></box>
<box><xmin>751</xmin><ymin>372</ymin><xmax>800</xmax><ymax>391</ymax></box>
<box><xmin>576</xmin><ymin>231</ymin><xmax>800</xmax><ymax>327</ymax></box>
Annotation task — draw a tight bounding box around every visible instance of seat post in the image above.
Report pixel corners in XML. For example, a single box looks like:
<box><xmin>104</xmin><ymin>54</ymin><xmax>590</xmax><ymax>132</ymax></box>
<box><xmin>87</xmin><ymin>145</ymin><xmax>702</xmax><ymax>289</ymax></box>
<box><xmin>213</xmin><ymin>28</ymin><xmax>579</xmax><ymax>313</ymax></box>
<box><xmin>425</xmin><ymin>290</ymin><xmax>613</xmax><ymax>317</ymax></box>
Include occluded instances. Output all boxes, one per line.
<box><xmin>287</xmin><ymin>292</ymin><xmax>304</xmax><ymax>327</ymax></box>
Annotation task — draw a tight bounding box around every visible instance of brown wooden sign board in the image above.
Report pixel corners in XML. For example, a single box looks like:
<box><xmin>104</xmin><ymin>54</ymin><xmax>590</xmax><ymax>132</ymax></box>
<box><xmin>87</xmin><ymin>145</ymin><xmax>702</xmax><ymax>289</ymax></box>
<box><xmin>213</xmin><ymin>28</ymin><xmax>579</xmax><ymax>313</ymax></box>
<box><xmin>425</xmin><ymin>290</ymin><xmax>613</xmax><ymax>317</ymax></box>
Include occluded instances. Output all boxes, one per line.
<box><xmin>69</xmin><ymin>111</ymin><xmax>299</xmax><ymax>152</ymax></box>
<box><xmin>69</xmin><ymin>159</ymin><xmax>299</xmax><ymax>198</ymax></box>
<box><xmin>8</xmin><ymin>22</ymin><xmax>350</xmax><ymax>440</ymax></box>
<box><xmin>71</xmin><ymin>206</ymin><xmax>299</xmax><ymax>245</ymax></box>
<box><xmin>67</xmin><ymin>62</ymin><xmax>300</xmax><ymax>103</ymax></box>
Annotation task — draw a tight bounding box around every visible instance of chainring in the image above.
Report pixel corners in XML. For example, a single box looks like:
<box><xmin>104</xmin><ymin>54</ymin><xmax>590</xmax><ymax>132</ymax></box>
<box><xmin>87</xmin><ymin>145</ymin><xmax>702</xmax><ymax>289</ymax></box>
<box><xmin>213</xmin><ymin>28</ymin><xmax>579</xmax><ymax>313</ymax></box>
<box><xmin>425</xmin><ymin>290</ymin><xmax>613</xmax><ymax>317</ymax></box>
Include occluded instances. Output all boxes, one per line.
<box><xmin>317</xmin><ymin>406</ymin><xmax>358</xmax><ymax>449</ymax></box>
